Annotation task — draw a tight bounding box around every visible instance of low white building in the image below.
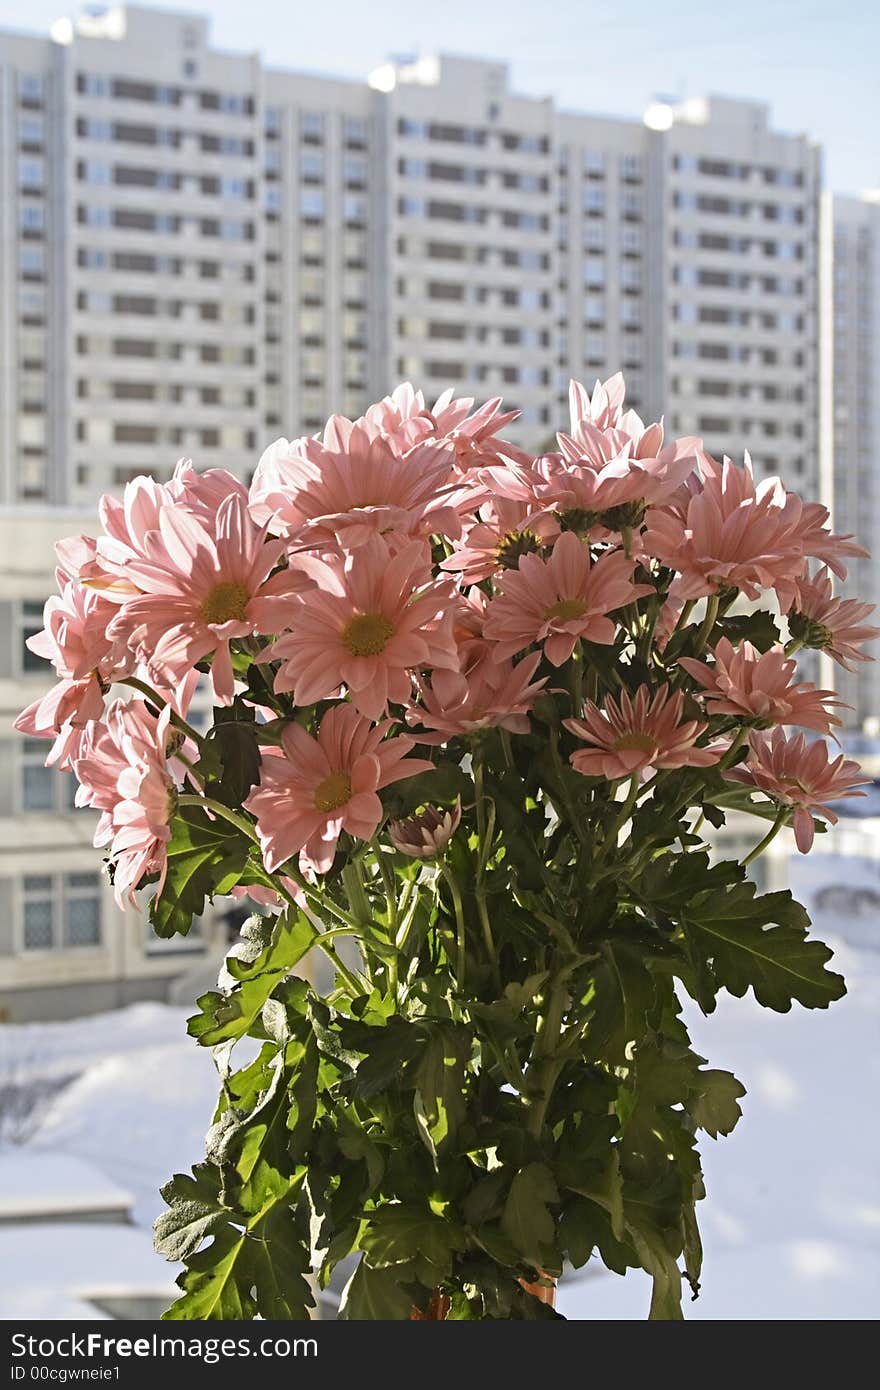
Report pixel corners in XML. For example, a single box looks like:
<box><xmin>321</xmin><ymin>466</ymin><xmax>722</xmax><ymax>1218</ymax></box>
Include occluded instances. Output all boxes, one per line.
<box><xmin>0</xmin><ymin>510</ymin><xmax>227</xmax><ymax>1022</ymax></box>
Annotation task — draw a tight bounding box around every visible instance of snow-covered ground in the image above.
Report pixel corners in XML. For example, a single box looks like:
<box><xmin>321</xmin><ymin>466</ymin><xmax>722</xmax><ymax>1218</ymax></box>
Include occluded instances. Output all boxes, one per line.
<box><xmin>1</xmin><ymin>935</ymin><xmax>878</xmax><ymax>1320</ymax></box>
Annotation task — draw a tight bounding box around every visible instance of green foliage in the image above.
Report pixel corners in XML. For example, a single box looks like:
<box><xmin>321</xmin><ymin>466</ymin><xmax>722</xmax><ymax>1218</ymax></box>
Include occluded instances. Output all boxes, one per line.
<box><xmin>149</xmin><ymin>806</ymin><xmax>250</xmax><ymax>938</ymax></box>
<box><xmin>188</xmin><ymin>910</ymin><xmax>316</xmax><ymax>1045</ymax></box>
<box><xmin>154</xmin><ymin>720</ymin><xmax>845</xmax><ymax>1322</ymax></box>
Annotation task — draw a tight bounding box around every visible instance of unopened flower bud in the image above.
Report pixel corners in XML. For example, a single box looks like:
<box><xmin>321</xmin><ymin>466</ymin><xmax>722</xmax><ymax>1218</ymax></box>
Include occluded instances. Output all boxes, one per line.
<box><xmin>388</xmin><ymin>801</ymin><xmax>461</xmax><ymax>859</ymax></box>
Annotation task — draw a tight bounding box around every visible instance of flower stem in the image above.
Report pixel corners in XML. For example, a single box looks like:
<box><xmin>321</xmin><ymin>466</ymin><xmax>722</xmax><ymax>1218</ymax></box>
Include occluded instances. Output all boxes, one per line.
<box><xmin>742</xmin><ymin>806</ymin><xmax>787</xmax><ymax>868</ymax></box>
<box><xmin>121</xmin><ymin>675</ymin><xmax>205</xmax><ymax>747</ymax></box>
<box><xmin>597</xmin><ymin>774</ymin><xmax>641</xmax><ymax>860</ymax></box>
<box><xmin>441</xmin><ymin>865</ymin><xmax>468</xmax><ymax>991</ymax></box>
<box><xmin>473</xmin><ymin>752</ymin><xmax>501</xmax><ymax>990</ymax></box>
<box><xmin>177</xmin><ymin>793</ymin><xmax>258</xmax><ymax>842</ymax></box>
<box><xmin>692</xmin><ymin>594</ymin><xmax>720</xmax><ymax>654</ymax></box>
<box><xmin>262</xmin><ymin>870</ymin><xmax>367</xmax><ymax>997</ymax></box>
<box><xmin>718</xmin><ymin>725</ymin><xmax>749</xmax><ymax>771</ymax></box>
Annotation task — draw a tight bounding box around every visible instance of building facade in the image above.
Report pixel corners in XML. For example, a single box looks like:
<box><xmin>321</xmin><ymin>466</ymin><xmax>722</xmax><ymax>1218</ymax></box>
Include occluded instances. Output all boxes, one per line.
<box><xmin>0</xmin><ymin>509</ymin><xmax>228</xmax><ymax>1021</ymax></box>
<box><xmin>829</xmin><ymin>192</ymin><xmax>880</xmax><ymax>725</ymax></box>
<box><xmin>1</xmin><ymin>5</ymin><xmax>825</xmax><ymax>506</ymax></box>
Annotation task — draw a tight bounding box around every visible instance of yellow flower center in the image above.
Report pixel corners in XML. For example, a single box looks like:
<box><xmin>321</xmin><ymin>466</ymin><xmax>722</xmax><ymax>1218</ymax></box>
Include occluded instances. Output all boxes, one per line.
<box><xmin>614</xmin><ymin>732</ymin><xmax>657</xmax><ymax>754</ymax></box>
<box><xmin>495</xmin><ymin>529</ymin><xmax>540</xmax><ymax>569</ymax></box>
<box><xmin>342</xmin><ymin>612</ymin><xmax>395</xmax><ymax>657</ymax></box>
<box><xmin>200</xmin><ymin>581</ymin><xmax>250</xmax><ymax>625</ymax></box>
<box><xmin>314</xmin><ymin>771</ymin><xmax>353</xmax><ymax>813</ymax></box>
<box><xmin>544</xmin><ymin>597</ymin><xmax>587</xmax><ymax>623</ymax></box>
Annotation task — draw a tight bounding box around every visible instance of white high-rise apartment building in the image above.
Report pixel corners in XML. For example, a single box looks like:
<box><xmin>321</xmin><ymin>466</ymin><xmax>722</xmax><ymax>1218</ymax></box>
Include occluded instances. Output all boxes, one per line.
<box><xmin>0</xmin><ymin>6</ymin><xmax>835</xmax><ymax>1016</ymax></box>
<box><xmin>1</xmin><ymin>6</ymin><xmax>823</xmax><ymax>503</ymax></box>
<box><xmin>829</xmin><ymin>192</ymin><xmax>880</xmax><ymax>724</ymax></box>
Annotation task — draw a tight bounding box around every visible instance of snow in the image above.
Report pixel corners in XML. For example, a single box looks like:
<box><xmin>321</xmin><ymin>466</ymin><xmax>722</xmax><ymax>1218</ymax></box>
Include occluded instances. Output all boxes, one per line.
<box><xmin>0</xmin><ymin>1223</ymin><xmax>177</xmax><ymax>1319</ymax></box>
<box><xmin>0</xmin><ymin>1152</ymin><xmax>131</xmax><ymax>1221</ymax></box>
<box><xmin>560</xmin><ymin>930</ymin><xmax>880</xmax><ymax>1320</ymax></box>
<box><xmin>0</xmin><ymin>924</ymin><xmax>879</xmax><ymax>1320</ymax></box>
<box><xmin>31</xmin><ymin>1040</ymin><xmax>220</xmax><ymax>1227</ymax></box>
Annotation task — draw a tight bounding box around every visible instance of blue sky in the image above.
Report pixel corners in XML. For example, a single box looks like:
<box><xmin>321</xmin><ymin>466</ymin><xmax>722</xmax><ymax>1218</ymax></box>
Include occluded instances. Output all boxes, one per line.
<box><xmin>2</xmin><ymin>0</ymin><xmax>876</xmax><ymax>194</ymax></box>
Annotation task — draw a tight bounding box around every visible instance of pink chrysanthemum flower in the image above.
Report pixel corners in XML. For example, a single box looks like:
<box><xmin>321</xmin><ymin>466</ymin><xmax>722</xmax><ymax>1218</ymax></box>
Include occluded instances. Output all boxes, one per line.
<box><xmin>480</xmin><ymin>375</ymin><xmax>701</xmax><ymax>530</ymax></box>
<box><xmin>564</xmin><ymin>684</ymin><xmax>721</xmax><ymax>781</ymax></box>
<box><xmin>725</xmin><ymin>729</ymin><xmax>870</xmax><ymax>853</ymax></box>
<box><xmin>248</xmin><ymin>426</ymin><xmax>465</xmax><ymax>546</ymax></box>
<box><xmin>56</xmin><ymin>462</ymin><xmax>250</xmax><ymax>599</ymax></box>
<box><xmin>107</xmin><ymin>493</ymin><xmax>287</xmax><ymax>704</ymax></box>
<box><xmin>642</xmin><ymin>455</ymin><xmax>807</xmax><ymax>603</ymax></box>
<box><xmin>74</xmin><ymin>701</ymin><xmax>179</xmax><ymax>906</ymax></box>
<box><xmin>442</xmin><ymin>497</ymin><xmax>560</xmax><ymax>584</ymax></box>
<box><xmin>409</xmin><ymin>651</ymin><xmax>547</xmax><ymax>740</ymax></box>
<box><xmin>263</xmin><ymin>537</ymin><xmax>458</xmax><ymax>720</ymax></box>
<box><xmin>679</xmin><ymin>637</ymin><xmax>844</xmax><ymax>734</ymax></box>
<box><xmin>244</xmin><ymin>704</ymin><xmax>433</xmax><ymax>874</ymax></box>
<box><xmin>643</xmin><ymin>453</ymin><xmax>866</xmax><ymax>606</ymax></box>
<box><xmin>787</xmin><ymin>567</ymin><xmax>880</xmax><ymax>669</ymax></box>
<box><xmin>483</xmin><ymin>531</ymin><xmax>650</xmax><ymax>666</ymax></box>
<box><xmin>358</xmin><ymin>383</ymin><xmax>528</xmax><ymax>472</ymax></box>
<box><xmin>388</xmin><ymin>801</ymin><xmax>462</xmax><ymax>859</ymax></box>
<box><xmin>15</xmin><ymin>569</ymin><xmax>130</xmax><ymax>765</ymax></box>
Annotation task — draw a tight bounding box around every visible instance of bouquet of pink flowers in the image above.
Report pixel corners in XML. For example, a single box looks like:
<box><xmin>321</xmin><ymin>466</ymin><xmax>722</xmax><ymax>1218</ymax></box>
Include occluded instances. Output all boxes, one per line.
<box><xmin>17</xmin><ymin>375</ymin><xmax>877</xmax><ymax>1320</ymax></box>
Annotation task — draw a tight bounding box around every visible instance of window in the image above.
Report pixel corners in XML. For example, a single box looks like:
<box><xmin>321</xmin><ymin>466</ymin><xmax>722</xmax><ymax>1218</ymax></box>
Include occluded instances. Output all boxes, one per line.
<box><xmin>21</xmin><ymin>740</ymin><xmax>53</xmax><ymax>811</ymax></box>
<box><xmin>220</xmin><ymin>176</ymin><xmax>249</xmax><ymax>200</ymax></box>
<box><xmin>18</xmin><ymin>156</ymin><xmax>44</xmax><ymax>188</ymax></box>
<box><xmin>300</xmin><ymin>150</ymin><xmax>324</xmax><ymax>181</ymax></box>
<box><xmin>620</xmin><ymin>154</ymin><xmax>642</xmax><ymax>181</ymax></box>
<box><xmin>18</xmin><ymin>115</ymin><xmax>44</xmax><ymax>144</ymax></box>
<box><xmin>302</xmin><ymin>111</ymin><xmax>325</xmax><ymax>140</ymax></box>
<box><xmin>17</xmin><ymin>600</ymin><xmax>44</xmax><ymax>675</ymax></box>
<box><xmin>22</xmin><ymin>875</ymin><xmax>53</xmax><ymax>950</ymax></box>
<box><xmin>300</xmin><ymin>189</ymin><xmax>325</xmax><ymax>218</ymax></box>
<box><xmin>19</xmin><ymin>204</ymin><xmax>45</xmax><ymax>232</ymax></box>
<box><xmin>344</xmin><ymin>193</ymin><xmax>367</xmax><ymax>222</ymax></box>
<box><xmin>21</xmin><ymin>872</ymin><xmax>102</xmax><ymax>952</ymax></box>
<box><xmin>621</xmin><ymin>190</ymin><xmax>642</xmax><ymax>218</ymax></box>
<box><xmin>584</xmin><ymin>150</ymin><xmax>605</xmax><ymax>176</ymax></box>
<box><xmin>583</xmin><ymin>186</ymin><xmax>604</xmax><ymax>213</ymax></box>
<box><xmin>344</xmin><ymin>154</ymin><xmax>367</xmax><ymax>184</ymax></box>
<box><xmin>344</xmin><ymin>115</ymin><xmax>368</xmax><ymax>145</ymax></box>
<box><xmin>20</xmin><ymin>739</ymin><xmax>77</xmax><ymax>813</ymax></box>
<box><xmin>77</xmin><ymin>73</ymin><xmax>109</xmax><ymax>98</ymax></box>
<box><xmin>79</xmin><ymin>248</ymin><xmax>108</xmax><ymax>270</ymax></box>
<box><xmin>19</xmin><ymin>74</ymin><xmax>45</xmax><ymax>103</ymax></box>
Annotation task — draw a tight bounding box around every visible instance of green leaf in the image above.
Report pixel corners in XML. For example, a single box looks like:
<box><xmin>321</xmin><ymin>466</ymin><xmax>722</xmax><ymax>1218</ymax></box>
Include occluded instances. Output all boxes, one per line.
<box><xmin>188</xmin><ymin>910</ymin><xmax>316</xmax><ymax>1046</ymax></box>
<box><xmin>153</xmin><ymin>1165</ymin><xmax>226</xmax><ymax>1263</ymax></box>
<box><xmin>715</xmin><ymin>609</ymin><xmax>780</xmax><ymax>652</ymax></box>
<box><xmin>150</xmin><ymin>806</ymin><xmax>249</xmax><ymax>938</ymax></box>
<box><xmin>690</xmin><ymin>1069</ymin><xmax>746</xmax><ymax>1139</ymax></box>
<box><xmin>500</xmin><ymin>1163</ymin><xmax>559</xmax><ymax>1266</ymax></box>
<box><xmin>339</xmin><ymin>1259</ymin><xmax>424</xmax><ymax>1320</ymax></box>
<box><xmin>627</xmin><ymin>1219</ymin><xmax>684</xmax><ymax>1321</ymax></box>
<box><xmin>682</xmin><ymin>881</ymin><xmax>846</xmax><ymax>1012</ymax></box>
<box><xmin>158</xmin><ymin>1164</ymin><xmax>313</xmax><ymax>1321</ymax></box>
<box><xmin>203</xmin><ymin>718</ymin><xmax>262</xmax><ymax>808</ymax></box>
<box><xmin>411</xmin><ymin>1026</ymin><xmax>470</xmax><ymax>1158</ymax></box>
<box><xmin>561</xmin><ymin>1150</ymin><xmax>624</xmax><ymax>1242</ymax></box>
<box><xmin>580</xmin><ymin>939</ymin><xmax>659</xmax><ymax>1065</ymax></box>
<box><xmin>360</xmin><ymin>1204</ymin><xmax>465</xmax><ymax>1278</ymax></box>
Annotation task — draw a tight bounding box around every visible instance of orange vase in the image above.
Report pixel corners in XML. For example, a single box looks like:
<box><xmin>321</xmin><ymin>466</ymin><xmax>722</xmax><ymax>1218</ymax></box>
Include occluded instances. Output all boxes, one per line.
<box><xmin>411</xmin><ymin>1277</ymin><xmax>556</xmax><ymax>1319</ymax></box>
